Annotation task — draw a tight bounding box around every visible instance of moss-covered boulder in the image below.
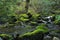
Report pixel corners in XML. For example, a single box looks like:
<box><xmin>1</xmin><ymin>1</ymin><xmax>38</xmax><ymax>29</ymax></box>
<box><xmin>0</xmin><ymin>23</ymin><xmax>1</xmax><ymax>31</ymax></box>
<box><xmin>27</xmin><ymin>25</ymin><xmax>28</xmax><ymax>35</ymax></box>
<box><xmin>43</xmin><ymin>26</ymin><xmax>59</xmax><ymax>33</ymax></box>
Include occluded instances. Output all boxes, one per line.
<box><xmin>19</xmin><ymin>24</ymin><xmax>48</xmax><ymax>40</ymax></box>
<box><xmin>19</xmin><ymin>31</ymin><xmax>44</xmax><ymax>40</ymax></box>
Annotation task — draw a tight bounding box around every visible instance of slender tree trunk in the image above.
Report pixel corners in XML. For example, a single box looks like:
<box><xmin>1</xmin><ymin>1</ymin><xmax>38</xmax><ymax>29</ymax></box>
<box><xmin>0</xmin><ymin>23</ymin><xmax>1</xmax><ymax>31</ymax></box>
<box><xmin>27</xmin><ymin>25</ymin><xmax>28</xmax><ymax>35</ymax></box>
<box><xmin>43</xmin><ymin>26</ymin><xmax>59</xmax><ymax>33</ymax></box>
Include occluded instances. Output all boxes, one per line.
<box><xmin>25</xmin><ymin>0</ymin><xmax>30</xmax><ymax>13</ymax></box>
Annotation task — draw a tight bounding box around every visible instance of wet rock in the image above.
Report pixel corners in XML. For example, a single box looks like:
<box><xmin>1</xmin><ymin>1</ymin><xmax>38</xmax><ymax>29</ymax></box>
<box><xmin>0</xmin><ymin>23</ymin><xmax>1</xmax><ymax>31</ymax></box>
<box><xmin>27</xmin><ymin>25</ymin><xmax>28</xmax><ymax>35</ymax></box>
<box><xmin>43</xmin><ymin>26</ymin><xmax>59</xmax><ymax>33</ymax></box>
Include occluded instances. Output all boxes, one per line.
<box><xmin>13</xmin><ymin>34</ymin><xmax>20</xmax><ymax>40</ymax></box>
<box><xmin>53</xmin><ymin>37</ymin><xmax>60</xmax><ymax>40</ymax></box>
<box><xmin>0</xmin><ymin>37</ymin><xmax>2</xmax><ymax>40</ymax></box>
<box><xmin>49</xmin><ymin>30</ymin><xmax>60</xmax><ymax>38</ymax></box>
<box><xmin>1</xmin><ymin>36</ymin><xmax>9</xmax><ymax>40</ymax></box>
<box><xmin>43</xmin><ymin>35</ymin><xmax>53</xmax><ymax>40</ymax></box>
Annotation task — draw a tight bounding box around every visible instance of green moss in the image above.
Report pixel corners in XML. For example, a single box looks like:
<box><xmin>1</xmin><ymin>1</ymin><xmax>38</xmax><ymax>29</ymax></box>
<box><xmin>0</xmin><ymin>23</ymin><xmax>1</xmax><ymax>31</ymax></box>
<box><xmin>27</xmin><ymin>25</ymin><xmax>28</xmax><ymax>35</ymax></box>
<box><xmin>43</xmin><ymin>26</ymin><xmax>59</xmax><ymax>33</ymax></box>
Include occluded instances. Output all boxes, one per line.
<box><xmin>0</xmin><ymin>34</ymin><xmax>13</xmax><ymax>40</ymax></box>
<box><xmin>36</xmin><ymin>24</ymin><xmax>46</xmax><ymax>29</ymax></box>
<box><xmin>20</xmin><ymin>17</ymin><xmax>29</xmax><ymax>22</ymax></box>
<box><xmin>30</xmin><ymin>21</ymin><xmax>37</xmax><ymax>25</ymax></box>
<box><xmin>25</xmin><ymin>26</ymin><xmax>32</xmax><ymax>29</ymax></box>
<box><xmin>17</xmin><ymin>14</ymin><xmax>29</xmax><ymax>22</ymax></box>
<box><xmin>53</xmin><ymin>20</ymin><xmax>60</xmax><ymax>24</ymax></box>
<box><xmin>0</xmin><ymin>34</ymin><xmax>10</xmax><ymax>37</ymax></box>
<box><xmin>20</xmin><ymin>24</ymin><xmax>48</xmax><ymax>37</ymax></box>
<box><xmin>56</xmin><ymin>15</ymin><xmax>60</xmax><ymax>20</ymax></box>
<box><xmin>7</xmin><ymin>24</ymin><xmax>15</xmax><ymax>28</ymax></box>
<box><xmin>20</xmin><ymin>29</ymin><xmax>48</xmax><ymax>37</ymax></box>
<box><xmin>36</xmin><ymin>24</ymin><xmax>48</xmax><ymax>32</ymax></box>
<box><xmin>53</xmin><ymin>15</ymin><xmax>60</xmax><ymax>24</ymax></box>
<box><xmin>20</xmin><ymin>14</ymin><xmax>28</xmax><ymax>18</ymax></box>
<box><xmin>54</xmin><ymin>30</ymin><xmax>60</xmax><ymax>33</ymax></box>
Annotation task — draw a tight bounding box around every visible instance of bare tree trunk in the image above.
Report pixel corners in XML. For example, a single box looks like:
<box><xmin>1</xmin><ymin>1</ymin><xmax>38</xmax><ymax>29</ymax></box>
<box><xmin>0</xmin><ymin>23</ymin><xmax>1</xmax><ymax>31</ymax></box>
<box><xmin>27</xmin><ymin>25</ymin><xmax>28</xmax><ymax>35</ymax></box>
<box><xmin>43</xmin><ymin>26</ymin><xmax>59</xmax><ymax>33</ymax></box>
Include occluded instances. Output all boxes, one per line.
<box><xmin>25</xmin><ymin>0</ymin><xmax>30</xmax><ymax>13</ymax></box>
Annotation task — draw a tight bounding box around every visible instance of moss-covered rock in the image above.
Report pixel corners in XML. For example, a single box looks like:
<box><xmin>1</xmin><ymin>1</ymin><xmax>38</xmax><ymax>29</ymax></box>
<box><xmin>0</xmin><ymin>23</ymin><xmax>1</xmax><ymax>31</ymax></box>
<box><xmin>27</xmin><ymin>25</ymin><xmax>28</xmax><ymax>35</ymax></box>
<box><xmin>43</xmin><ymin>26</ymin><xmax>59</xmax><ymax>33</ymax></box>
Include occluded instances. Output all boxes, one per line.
<box><xmin>19</xmin><ymin>24</ymin><xmax>48</xmax><ymax>40</ymax></box>
<box><xmin>19</xmin><ymin>31</ymin><xmax>44</xmax><ymax>40</ymax></box>
<box><xmin>0</xmin><ymin>34</ymin><xmax>13</xmax><ymax>40</ymax></box>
